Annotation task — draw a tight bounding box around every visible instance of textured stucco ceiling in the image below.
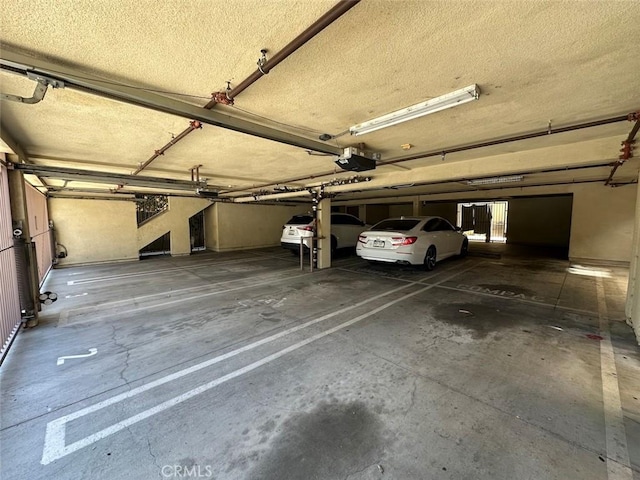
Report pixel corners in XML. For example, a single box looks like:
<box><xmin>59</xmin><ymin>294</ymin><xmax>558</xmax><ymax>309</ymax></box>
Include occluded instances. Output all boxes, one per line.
<box><xmin>1</xmin><ymin>0</ymin><xmax>638</xmax><ymax>200</ymax></box>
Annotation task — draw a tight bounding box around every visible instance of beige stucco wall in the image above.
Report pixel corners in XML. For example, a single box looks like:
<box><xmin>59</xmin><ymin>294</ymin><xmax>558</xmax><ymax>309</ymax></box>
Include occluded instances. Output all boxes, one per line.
<box><xmin>570</xmin><ymin>183</ymin><xmax>636</xmax><ymax>263</ymax></box>
<box><xmin>625</xmin><ymin>172</ymin><xmax>640</xmax><ymax>342</ymax></box>
<box><xmin>47</xmin><ymin>182</ymin><xmax>638</xmax><ymax>265</ymax></box>
<box><xmin>337</xmin><ymin>182</ymin><xmax>638</xmax><ymax>264</ymax></box>
<box><xmin>204</xmin><ymin>201</ymin><xmax>219</xmax><ymax>251</ymax></box>
<box><xmin>137</xmin><ymin>196</ymin><xmax>211</xmax><ymax>256</ymax></box>
<box><xmin>207</xmin><ymin>202</ymin><xmax>303</xmax><ymax>252</ymax></box>
<box><xmin>49</xmin><ymin>198</ymin><xmax>138</xmax><ymax>265</ymax></box>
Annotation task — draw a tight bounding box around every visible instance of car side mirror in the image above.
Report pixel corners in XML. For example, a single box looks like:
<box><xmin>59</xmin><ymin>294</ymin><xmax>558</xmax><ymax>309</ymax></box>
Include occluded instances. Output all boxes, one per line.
<box><xmin>455</xmin><ymin>226</ymin><xmax>462</xmax><ymax>232</ymax></box>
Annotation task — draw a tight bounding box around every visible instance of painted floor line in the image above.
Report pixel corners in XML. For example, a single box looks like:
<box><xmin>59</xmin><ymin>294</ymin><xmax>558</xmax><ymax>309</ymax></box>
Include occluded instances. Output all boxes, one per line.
<box><xmin>42</xmin><ymin>285</ymin><xmax>416</xmax><ymax>464</ymax></box>
<box><xmin>57</xmin><ymin>267</ymin><xmax>304</xmax><ymax>326</ymax></box>
<box><xmin>596</xmin><ymin>277</ymin><xmax>633</xmax><ymax>480</ymax></box>
<box><xmin>336</xmin><ymin>267</ymin><xmax>422</xmax><ymax>285</ymax></box>
<box><xmin>53</xmin><ymin>283</ymin><xmax>415</xmax><ymax>419</ymax></box>
<box><xmin>60</xmin><ymin>270</ymin><xmax>314</xmax><ymax>326</ymax></box>
<box><xmin>62</xmin><ymin>259</ymin><xmax>469</xmax><ymax>326</ymax></box>
<box><xmin>40</xmin><ymin>262</ymin><xmax>478</xmax><ymax>465</ymax></box>
<box><xmin>334</xmin><ymin>259</ymin><xmax>369</xmax><ymax>268</ymax></box>
<box><xmin>246</xmin><ymin>250</ymin><xmax>294</xmax><ymax>259</ymax></box>
<box><xmin>433</xmin><ymin>283</ymin><xmax>616</xmax><ymax>319</ymax></box>
<box><xmin>66</xmin><ymin>255</ymin><xmax>278</xmax><ymax>285</ymax></box>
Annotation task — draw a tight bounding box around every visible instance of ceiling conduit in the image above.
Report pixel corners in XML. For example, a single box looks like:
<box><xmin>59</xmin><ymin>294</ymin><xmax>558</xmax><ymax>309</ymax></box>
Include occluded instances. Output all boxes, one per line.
<box><xmin>132</xmin><ymin>120</ymin><xmax>202</xmax><ymax>176</ymax></box>
<box><xmin>134</xmin><ymin>0</ymin><xmax>360</xmax><ymax>177</ymax></box>
<box><xmin>221</xmin><ymin>112</ymin><xmax>635</xmax><ymax>195</ymax></box>
<box><xmin>605</xmin><ymin>111</ymin><xmax>639</xmax><ymax>185</ymax></box>
<box><xmin>0</xmin><ymin>73</ymin><xmax>64</xmax><ymax>105</ymax></box>
<box><xmin>1</xmin><ymin>79</ymin><xmax>48</xmax><ymax>104</ymax></box>
<box><xmin>232</xmin><ymin>161</ymin><xmax>624</xmax><ymax>203</ymax></box>
<box><xmin>208</xmin><ymin>0</ymin><xmax>361</xmax><ymax>105</ymax></box>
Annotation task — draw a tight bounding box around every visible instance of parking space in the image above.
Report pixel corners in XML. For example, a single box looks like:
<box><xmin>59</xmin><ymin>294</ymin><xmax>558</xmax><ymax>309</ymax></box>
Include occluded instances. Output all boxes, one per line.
<box><xmin>2</xmin><ymin>3</ymin><xmax>640</xmax><ymax>479</ymax></box>
<box><xmin>1</xmin><ymin>250</ymin><xmax>638</xmax><ymax>479</ymax></box>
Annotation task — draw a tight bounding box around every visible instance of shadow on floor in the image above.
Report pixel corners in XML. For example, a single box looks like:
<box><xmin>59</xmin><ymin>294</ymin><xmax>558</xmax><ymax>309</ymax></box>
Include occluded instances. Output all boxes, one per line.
<box><xmin>469</xmin><ymin>242</ymin><xmax>569</xmax><ymax>260</ymax></box>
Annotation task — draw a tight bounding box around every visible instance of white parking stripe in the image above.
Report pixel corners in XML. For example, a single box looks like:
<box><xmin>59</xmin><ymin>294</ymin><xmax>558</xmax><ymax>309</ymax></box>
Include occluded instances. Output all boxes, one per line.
<box><xmin>596</xmin><ymin>278</ymin><xmax>633</xmax><ymax>480</ymax></box>
<box><xmin>66</xmin><ymin>255</ymin><xmax>278</xmax><ymax>285</ymax></box>
<box><xmin>61</xmin><ymin>271</ymin><xmax>313</xmax><ymax>326</ymax></box>
<box><xmin>58</xmin><ymin>267</ymin><xmax>304</xmax><ymax>326</ymax></box>
<box><xmin>433</xmin><ymin>283</ymin><xmax>609</xmax><ymax>317</ymax></box>
<box><xmin>41</xmin><ymin>262</ymin><xmax>478</xmax><ymax>465</ymax></box>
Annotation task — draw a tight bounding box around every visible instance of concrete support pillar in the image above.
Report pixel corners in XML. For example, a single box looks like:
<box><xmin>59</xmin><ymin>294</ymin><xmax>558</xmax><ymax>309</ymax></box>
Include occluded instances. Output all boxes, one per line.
<box><xmin>358</xmin><ymin>204</ymin><xmax>367</xmax><ymax>223</ymax></box>
<box><xmin>317</xmin><ymin>197</ymin><xmax>331</xmax><ymax>269</ymax></box>
<box><xmin>7</xmin><ymin>169</ymin><xmax>39</xmax><ymax>326</ymax></box>
<box><xmin>170</xmin><ymin>226</ymin><xmax>191</xmax><ymax>256</ymax></box>
<box><xmin>625</xmin><ymin>178</ymin><xmax>640</xmax><ymax>344</ymax></box>
<box><xmin>8</xmin><ymin>170</ymin><xmax>31</xmax><ymax>239</ymax></box>
<box><xmin>413</xmin><ymin>197</ymin><xmax>421</xmax><ymax>216</ymax></box>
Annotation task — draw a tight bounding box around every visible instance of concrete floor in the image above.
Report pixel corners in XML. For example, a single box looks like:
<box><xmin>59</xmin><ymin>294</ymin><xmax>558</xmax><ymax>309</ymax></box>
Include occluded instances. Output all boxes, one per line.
<box><xmin>1</xmin><ymin>246</ymin><xmax>639</xmax><ymax>480</ymax></box>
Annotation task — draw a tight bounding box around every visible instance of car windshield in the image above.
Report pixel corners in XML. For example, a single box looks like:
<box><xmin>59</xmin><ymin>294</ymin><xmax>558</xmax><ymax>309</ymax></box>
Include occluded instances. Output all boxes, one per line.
<box><xmin>371</xmin><ymin>219</ymin><xmax>420</xmax><ymax>231</ymax></box>
<box><xmin>286</xmin><ymin>215</ymin><xmax>313</xmax><ymax>225</ymax></box>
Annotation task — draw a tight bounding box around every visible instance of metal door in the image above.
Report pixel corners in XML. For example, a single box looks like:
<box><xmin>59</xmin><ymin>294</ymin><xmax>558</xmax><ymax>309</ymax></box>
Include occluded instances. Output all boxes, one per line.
<box><xmin>189</xmin><ymin>210</ymin><xmax>205</xmax><ymax>252</ymax></box>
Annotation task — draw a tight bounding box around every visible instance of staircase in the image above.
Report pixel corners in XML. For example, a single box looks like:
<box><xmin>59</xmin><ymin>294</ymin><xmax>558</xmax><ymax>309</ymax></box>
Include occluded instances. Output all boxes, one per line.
<box><xmin>137</xmin><ymin>197</ymin><xmax>211</xmax><ymax>256</ymax></box>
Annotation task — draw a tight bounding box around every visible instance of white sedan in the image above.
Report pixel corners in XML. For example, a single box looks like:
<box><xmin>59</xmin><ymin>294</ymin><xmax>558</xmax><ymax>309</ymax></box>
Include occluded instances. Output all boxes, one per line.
<box><xmin>356</xmin><ymin>216</ymin><xmax>468</xmax><ymax>270</ymax></box>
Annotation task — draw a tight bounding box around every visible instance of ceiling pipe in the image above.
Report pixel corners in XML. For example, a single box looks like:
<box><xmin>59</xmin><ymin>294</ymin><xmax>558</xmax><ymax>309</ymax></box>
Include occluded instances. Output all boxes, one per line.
<box><xmin>10</xmin><ymin>162</ymin><xmax>207</xmax><ymax>191</ymax></box>
<box><xmin>324</xmin><ymin>161</ymin><xmax>618</xmax><ymax>197</ymax></box>
<box><xmin>605</xmin><ymin>111</ymin><xmax>639</xmax><ymax>185</ymax></box>
<box><xmin>381</xmin><ymin>114</ymin><xmax>630</xmax><ymax>167</ymax></box>
<box><xmin>132</xmin><ymin>120</ymin><xmax>202</xmax><ymax>176</ymax></box>
<box><xmin>208</xmin><ymin>0</ymin><xmax>360</xmax><ymax>106</ymax></box>
<box><xmin>0</xmin><ymin>51</ymin><xmax>341</xmax><ymax>156</ymax></box>
<box><xmin>332</xmin><ymin>178</ymin><xmax>637</xmax><ymax>206</ymax></box>
<box><xmin>133</xmin><ymin>0</ymin><xmax>360</xmax><ymax>179</ymax></box>
<box><xmin>220</xmin><ymin>112</ymin><xmax>633</xmax><ymax>195</ymax></box>
<box><xmin>232</xmin><ymin>189</ymin><xmax>313</xmax><ymax>203</ymax></box>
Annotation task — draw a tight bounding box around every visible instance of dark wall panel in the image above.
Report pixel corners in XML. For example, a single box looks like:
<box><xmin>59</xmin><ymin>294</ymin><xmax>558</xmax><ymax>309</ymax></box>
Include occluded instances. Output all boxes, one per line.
<box><xmin>507</xmin><ymin>195</ymin><xmax>573</xmax><ymax>247</ymax></box>
<box><xmin>421</xmin><ymin>202</ymin><xmax>457</xmax><ymax>225</ymax></box>
<box><xmin>365</xmin><ymin>204</ymin><xmax>390</xmax><ymax>225</ymax></box>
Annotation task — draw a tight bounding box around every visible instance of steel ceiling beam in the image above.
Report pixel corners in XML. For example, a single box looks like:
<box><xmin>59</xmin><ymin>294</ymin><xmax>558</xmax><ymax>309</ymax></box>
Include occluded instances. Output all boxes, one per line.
<box><xmin>0</xmin><ymin>122</ymin><xmax>29</xmax><ymax>162</ymax></box>
<box><xmin>0</xmin><ymin>49</ymin><xmax>341</xmax><ymax>156</ymax></box>
<box><xmin>10</xmin><ymin>163</ymin><xmax>206</xmax><ymax>191</ymax></box>
<box><xmin>0</xmin><ymin>123</ymin><xmax>51</xmax><ymax>189</ymax></box>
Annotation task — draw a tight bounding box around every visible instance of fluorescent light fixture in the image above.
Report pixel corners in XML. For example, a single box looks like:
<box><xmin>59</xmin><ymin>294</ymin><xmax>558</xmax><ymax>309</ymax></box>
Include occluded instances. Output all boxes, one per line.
<box><xmin>350</xmin><ymin>84</ymin><xmax>480</xmax><ymax>136</ymax></box>
<box><xmin>466</xmin><ymin>175</ymin><xmax>524</xmax><ymax>186</ymax></box>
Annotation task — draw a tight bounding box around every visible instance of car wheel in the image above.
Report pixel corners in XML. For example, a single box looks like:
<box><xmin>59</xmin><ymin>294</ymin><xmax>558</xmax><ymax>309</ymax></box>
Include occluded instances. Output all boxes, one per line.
<box><xmin>424</xmin><ymin>246</ymin><xmax>437</xmax><ymax>271</ymax></box>
<box><xmin>459</xmin><ymin>238</ymin><xmax>469</xmax><ymax>257</ymax></box>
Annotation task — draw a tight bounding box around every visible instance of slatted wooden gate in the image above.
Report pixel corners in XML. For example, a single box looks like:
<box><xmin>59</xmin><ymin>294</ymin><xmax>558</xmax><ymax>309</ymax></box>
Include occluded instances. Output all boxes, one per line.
<box><xmin>0</xmin><ymin>163</ymin><xmax>22</xmax><ymax>362</ymax></box>
<box><xmin>25</xmin><ymin>182</ymin><xmax>53</xmax><ymax>284</ymax></box>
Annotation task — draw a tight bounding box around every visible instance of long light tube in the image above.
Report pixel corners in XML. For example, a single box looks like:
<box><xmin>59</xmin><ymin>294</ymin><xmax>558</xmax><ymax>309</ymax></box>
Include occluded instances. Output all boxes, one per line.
<box><xmin>466</xmin><ymin>175</ymin><xmax>524</xmax><ymax>186</ymax></box>
<box><xmin>350</xmin><ymin>84</ymin><xmax>480</xmax><ymax>136</ymax></box>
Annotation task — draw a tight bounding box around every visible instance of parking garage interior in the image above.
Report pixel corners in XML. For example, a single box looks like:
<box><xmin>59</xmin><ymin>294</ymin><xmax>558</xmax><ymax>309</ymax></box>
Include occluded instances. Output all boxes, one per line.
<box><xmin>1</xmin><ymin>2</ymin><xmax>640</xmax><ymax>479</ymax></box>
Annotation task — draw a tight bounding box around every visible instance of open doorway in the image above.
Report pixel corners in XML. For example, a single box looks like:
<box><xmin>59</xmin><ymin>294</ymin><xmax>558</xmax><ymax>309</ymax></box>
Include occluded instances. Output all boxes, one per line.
<box><xmin>457</xmin><ymin>201</ymin><xmax>508</xmax><ymax>243</ymax></box>
<box><xmin>189</xmin><ymin>211</ymin><xmax>206</xmax><ymax>252</ymax></box>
